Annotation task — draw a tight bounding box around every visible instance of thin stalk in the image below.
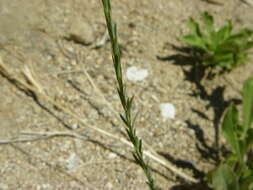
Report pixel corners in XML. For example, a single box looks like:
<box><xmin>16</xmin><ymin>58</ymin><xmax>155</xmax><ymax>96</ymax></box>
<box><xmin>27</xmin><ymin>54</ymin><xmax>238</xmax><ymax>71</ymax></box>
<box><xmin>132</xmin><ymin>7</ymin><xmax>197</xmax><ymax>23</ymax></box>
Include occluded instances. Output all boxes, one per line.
<box><xmin>101</xmin><ymin>0</ymin><xmax>161</xmax><ymax>190</ymax></box>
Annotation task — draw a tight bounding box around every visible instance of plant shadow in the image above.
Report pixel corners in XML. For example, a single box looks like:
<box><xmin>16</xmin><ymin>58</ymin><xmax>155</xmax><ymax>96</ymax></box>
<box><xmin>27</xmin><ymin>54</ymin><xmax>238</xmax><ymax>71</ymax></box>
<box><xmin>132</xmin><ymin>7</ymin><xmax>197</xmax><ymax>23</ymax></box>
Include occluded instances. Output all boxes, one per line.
<box><xmin>158</xmin><ymin>152</ymin><xmax>205</xmax><ymax>180</ymax></box>
<box><xmin>157</xmin><ymin>44</ymin><xmax>241</xmax><ymax>189</ymax></box>
<box><xmin>157</xmin><ymin>44</ymin><xmax>241</xmax><ymax>162</ymax></box>
<box><xmin>157</xmin><ymin>151</ymin><xmax>212</xmax><ymax>190</ymax></box>
<box><xmin>170</xmin><ymin>183</ymin><xmax>212</xmax><ymax>190</ymax></box>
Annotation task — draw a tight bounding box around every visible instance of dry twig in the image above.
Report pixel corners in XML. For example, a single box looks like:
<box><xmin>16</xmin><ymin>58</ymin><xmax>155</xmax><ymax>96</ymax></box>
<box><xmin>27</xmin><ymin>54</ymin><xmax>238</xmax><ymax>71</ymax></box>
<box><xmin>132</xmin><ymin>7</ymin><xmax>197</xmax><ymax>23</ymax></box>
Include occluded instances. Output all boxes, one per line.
<box><xmin>0</xmin><ymin>57</ymin><xmax>197</xmax><ymax>183</ymax></box>
<box><xmin>0</xmin><ymin>131</ymin><xmax>87</xmax><ymax>145</ymax></box>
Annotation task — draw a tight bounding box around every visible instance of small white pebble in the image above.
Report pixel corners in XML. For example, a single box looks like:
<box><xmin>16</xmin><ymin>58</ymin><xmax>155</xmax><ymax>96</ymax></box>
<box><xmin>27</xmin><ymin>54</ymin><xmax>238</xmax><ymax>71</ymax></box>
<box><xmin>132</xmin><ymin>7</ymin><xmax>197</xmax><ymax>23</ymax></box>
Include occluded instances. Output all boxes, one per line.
<box><xmin>107</xmin><ymin>152</ymin><xmax>117</xmax><ymax>159</ymax></box>
<box><xmin>41</xmin><ymin>184</ymin><xmax>51</xmax><ymax>189</ymax></box>
<box><xmin>106</xmin><ymin>182</ymin><xmax>113</xmax><ymax>190</ymax></box>
<box><xmin>72</xmin><ymin>123</ymin><xmax>79</xmax><ymax>129</ymax></box>
<box><xmin>126</xmin><ymin>66</ymin><xmax>148</xmax><ymax>82</ymax></box>
<box><xmin>66</xmin><ymin>153</ymin><xmax>81</xmax><ymax>170</ymax></box>
<box><xmin>159</xmin><ymin>103</ymin><xmax>176</xmax><ymax>119</ymax></box>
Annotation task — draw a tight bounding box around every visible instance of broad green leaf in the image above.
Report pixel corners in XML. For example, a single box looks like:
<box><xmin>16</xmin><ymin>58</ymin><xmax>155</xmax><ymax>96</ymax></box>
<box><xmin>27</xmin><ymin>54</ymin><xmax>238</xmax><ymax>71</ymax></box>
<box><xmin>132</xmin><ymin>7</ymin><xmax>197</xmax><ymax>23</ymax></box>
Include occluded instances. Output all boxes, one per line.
<box><xmin>211</xmin><ymin>165</ymin><xmax>240</xmax><ymax>190</ymax></box>
<box><xmin>222</xmin><ymin>105</ymin><xmax>241</xmax><ymax>157</ymax></box>
<box><xmin>225</xmin><ymin>153</ymin><xmax>239</xmax><ymax>168</ymax></box>
<box><xmin>202</xmin><ymin>12</ymin><xmax>214</xmax><ymax>34</ymax></box>
<box><xmin>241</xmin><ymin>168</ymin><xmax>253</xmax><ymax>180</ymax></box>
<box><xmin>181</xmin><ymin>34</ymin><xmax>206</xmax><ymax>50</ymax></box>
<box><xmin>240</xmin><ymin>172</ymin><xmax>253</xmax><ymax>190</ymax></box>
<box><xmin>243</xmin><ymin>76</ymin><xmax>253</xmax><ymax>137</ymax></box>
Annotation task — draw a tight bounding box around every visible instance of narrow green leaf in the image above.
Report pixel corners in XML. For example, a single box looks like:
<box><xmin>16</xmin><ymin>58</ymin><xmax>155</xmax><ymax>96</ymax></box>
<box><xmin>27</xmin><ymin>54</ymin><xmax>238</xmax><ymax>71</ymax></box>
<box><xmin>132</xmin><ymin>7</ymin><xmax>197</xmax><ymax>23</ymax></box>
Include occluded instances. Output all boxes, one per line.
<box><xmin>216</xmin><ymin>21</ymin><xmax>233</xmax><ymax>42</ymax></box>
<box><xmin>246</xmin><ymin>128</ymin><xmax>253</xmax><ymax>152</ymax></box>
<box><xmin>243</xmin><ymin>76</ymin><xmax>253</xmax><ymax>137</ymax></box>
<box><xmin>216</xmin><ymin>41</ymin><xmax>238</xmax><ymax>53</ymax></box>
<box><xmin>222</xmin><ymin>105</ymin><xmax>241</xmax><ymax>157</ymax></box>
<box><xmin>227</xmin><ymin>29</ymin><xmax>253</xmax><ymax>44</ymax></box>
<box><xmin>238</xmin><ymin>140</ymin><xmax>247</xmax><ymax>162</ymax></box>
<box><xmin>213</xmin><ymin>52</ymin><xmax>233</xmax><ymax>62</ymax></box>
<box><xmin>245</xmin><ymin>41</ymin><xmax>253</xmax><ymax>50</ymax></box>
<box><xmin>120</xmin><ymin>114</ymin><xmax>129</xmax><ymax>127</ymax></box>
<box><xmin>187</xmin><ymin>17</ymin><xmax>202</xmax><ymax>37</ymax></box>
<box><xmin>181</xmin><ymin>34</ymin><xmax>206</xmax><ymax>50</ymax></box>
<box><xmin>211</xmin><ymin>52</ymin><xmax>234</xmax><ymax>69</ymax></box>
<box><xmin>225</xmin><ymin>153</ymin><xmax>239</xmax><ymax>168</ymax></box>
<box><xmin>202</xmin><ymin>11</ymin><xmax>214</xmax><ymax>34</ymax></box>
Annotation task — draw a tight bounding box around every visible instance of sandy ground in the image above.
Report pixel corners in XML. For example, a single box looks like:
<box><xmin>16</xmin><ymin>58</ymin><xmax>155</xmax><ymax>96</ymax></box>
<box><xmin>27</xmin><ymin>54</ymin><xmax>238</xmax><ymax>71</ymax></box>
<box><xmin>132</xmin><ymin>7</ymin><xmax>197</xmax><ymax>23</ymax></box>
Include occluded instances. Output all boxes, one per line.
<box><xmin>0</xmin><ymin>0</ymin><xmax>253</xmax><ymax>189</ymax></box>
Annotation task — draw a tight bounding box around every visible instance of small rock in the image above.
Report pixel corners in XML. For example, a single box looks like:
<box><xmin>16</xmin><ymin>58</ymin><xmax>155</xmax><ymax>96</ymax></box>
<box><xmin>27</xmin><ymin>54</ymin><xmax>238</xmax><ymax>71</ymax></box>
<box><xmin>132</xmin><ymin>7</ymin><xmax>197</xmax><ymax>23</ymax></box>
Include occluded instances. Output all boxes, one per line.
<box><xmin>159</xmin><ymin>103</ymin><xmax>176</xmax><ymax>119</ymax></box>
<box><xmin>66</xmin><ymin>17</ymin><xmax>94</xmax><ymax>45</ymax></box>
<box><xmin>66</xmin><ymin>153</ymin><xmax>81</xmax><ymax>170</ymax></box>
<box><xmin>72</xmin><ymin>123</ymin><xmax>79</xmax><ymax>129</ymax></box>
<box><xmin>41</xmin><ymin>184</ymin><xmax>51</xmax><ymax>189</ymax></box>
<box><xmin>70</xmin><ymin>181</ymin><xmax>83</xmax><ymax>190</ymax></box>
<box><xmin>107</xmin><ymin>152</ymin><xmax>117</xmax><ymax>159</ymax></box>
<box><xmin>126</xmin><ymin>66</ymin><xmax>148</xmax><ymax>82</ymax></box>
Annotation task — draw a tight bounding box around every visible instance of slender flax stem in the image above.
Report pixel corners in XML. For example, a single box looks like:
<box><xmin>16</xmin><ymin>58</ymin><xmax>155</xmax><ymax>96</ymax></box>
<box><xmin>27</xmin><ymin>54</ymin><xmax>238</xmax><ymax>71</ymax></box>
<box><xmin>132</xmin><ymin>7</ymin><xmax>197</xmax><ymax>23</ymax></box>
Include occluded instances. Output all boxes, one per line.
<box><xmin>101</xmin><ymin>0</ymin><xmax>161</xmax><ymax>190</ymax></box>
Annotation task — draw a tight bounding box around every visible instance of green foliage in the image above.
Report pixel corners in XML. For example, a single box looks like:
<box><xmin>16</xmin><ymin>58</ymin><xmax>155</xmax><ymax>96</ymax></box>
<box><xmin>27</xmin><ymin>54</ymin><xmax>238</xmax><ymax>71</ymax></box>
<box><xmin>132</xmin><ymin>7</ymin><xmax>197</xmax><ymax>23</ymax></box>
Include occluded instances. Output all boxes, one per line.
<box><xmin>101</xmin><ymin>0</ymin><xmax>161</xmax><ymax>190</ymax></box>
<box><xmin>101</xmin><ymin>1</ymin><xmax>253</xmax><ymax>188</ymax></box>
<box><xmin>208</xmin><ymin>76</ymin><xmax>253</xmax><ymax>190</ymax></box>
<box><xmin>181</xmin><ymin>12</ymin><xmax>253</xmax><ymax>71</ymax></box>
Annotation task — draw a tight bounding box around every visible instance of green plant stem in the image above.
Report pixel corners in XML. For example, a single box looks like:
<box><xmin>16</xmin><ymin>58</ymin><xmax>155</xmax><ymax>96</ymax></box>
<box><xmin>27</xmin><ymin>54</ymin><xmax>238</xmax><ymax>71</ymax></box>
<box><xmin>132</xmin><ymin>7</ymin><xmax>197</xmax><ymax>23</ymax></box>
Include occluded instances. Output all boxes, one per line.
<box><xmin>101</xmin><ymin>0</ymin><xmax>161</xmax><ymax>189</ymax></box>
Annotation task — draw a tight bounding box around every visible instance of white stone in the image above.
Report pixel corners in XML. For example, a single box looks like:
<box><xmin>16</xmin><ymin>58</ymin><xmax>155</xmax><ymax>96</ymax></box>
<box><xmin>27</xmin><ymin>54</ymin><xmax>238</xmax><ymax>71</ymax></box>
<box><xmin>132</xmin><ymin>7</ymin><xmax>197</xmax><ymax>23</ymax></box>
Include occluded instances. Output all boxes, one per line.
<box><xmin>41</xmin><ymin>184</ymin><xmax>51</xmax><ymax>189</ymax></box>
<box><xmin>159</xmin><ymin>103</ymin><xmax>176</xmax><ymax>119</ymax></box>
<box><xmin>66</xmin><ymin>153</ymin><xmax>81</xmax><ymax>170</ymax></box>
<box><xmin>72</xmin><ymin>123</ymin><xmax>79</xmax><ymax>129</ymax></box>
<box><xmin>126</xmin><ymin>66</ymin><xmax>148</xmax><ymax>82</ymax></box>
<box><xmin>107</xmin><ymin>152</ymin><xmax>117</xmax><ymax>159</ymax></box>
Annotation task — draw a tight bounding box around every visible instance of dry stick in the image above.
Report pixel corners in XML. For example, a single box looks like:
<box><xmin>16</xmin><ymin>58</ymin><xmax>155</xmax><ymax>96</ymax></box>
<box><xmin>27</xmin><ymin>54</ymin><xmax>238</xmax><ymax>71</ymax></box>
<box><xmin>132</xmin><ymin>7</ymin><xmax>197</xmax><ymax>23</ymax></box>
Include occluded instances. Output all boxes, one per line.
<box><xmin>0</xmin><ymin>131</ymin><xmax>88</xmax><ymax>145</ymax></box>
<box><xmin>0</xmin><ymin>59</ymin><xmax>197</xmax><ymax>183</ymax></box>
<box><xmin>63</xmin><ymin>51</ymin><xmax>163</xmax><ymax>167</ymax></box>
<box><xmin>81</xmin><ymin>60</ymin><xmax>171</xmax><ymax>167</ymax></box>
<box><xmin>20</xmin><ymin>131</ymin><xmax>88</xmax><ymax>140</ymax></box>
<box><xmin>0</xmin><ymin>137</ymin><xmax>46</xmax><ymax>144</ymax></box>
<box><xmin>82</xmin><ymin>65</ymin><xmax>119</xmax><ymax>118</ymax></box>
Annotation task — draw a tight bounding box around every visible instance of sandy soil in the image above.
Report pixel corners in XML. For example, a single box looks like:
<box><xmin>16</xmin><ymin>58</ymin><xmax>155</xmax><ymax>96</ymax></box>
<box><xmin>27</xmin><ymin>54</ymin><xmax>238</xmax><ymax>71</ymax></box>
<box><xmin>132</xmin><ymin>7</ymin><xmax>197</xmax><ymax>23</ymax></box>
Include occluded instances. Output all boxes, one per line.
<box><xmin>0</xmin><ymin>0</ymin><xmax>253</xmax><ymax>189</ymax></box>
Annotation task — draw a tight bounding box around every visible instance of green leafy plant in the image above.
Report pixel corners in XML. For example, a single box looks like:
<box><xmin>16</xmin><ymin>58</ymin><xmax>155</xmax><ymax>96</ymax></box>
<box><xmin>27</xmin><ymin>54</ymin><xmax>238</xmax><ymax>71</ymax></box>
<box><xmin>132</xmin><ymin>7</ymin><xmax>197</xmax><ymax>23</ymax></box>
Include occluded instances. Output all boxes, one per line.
<box><xmin>101</xmin><ymin>0</ymin><xmax>161</xmax><ymax>189</ymax></box>
<box><xmin>181</xmin><ymin>12</ymin><xmax>253</xmax><ymax>71</ymax></box>
<box><xmin>208</xmin><ymin>76</ymin><xmax>253</xmax><ymax>190</ymax></box>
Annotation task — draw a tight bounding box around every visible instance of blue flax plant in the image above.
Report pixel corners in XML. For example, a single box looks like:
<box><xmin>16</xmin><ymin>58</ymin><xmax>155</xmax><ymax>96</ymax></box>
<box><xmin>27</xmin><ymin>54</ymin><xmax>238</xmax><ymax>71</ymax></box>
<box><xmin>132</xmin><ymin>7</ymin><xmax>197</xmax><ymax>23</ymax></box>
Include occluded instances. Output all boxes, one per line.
<box><xmin>101</xmin><ymin>0</ymin><xmax>161</xmax><ymax>190</ymax></box>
